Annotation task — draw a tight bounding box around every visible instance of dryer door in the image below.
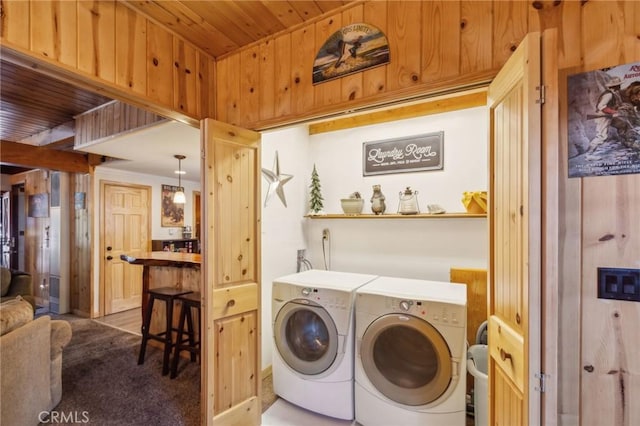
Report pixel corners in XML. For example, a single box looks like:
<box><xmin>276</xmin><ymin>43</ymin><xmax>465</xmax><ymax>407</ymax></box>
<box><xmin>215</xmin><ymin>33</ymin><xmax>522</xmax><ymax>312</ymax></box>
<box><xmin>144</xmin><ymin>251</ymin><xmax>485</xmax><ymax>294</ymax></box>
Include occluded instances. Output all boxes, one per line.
<box><xmin>274</xmin><ymin>299</ymin><xmax>339</xmax><ymax>375</ymax></box>
<box><xmin>361</xmin><ymin>314</ymin><xmax>452</xmax><ymax>406</ymax></box>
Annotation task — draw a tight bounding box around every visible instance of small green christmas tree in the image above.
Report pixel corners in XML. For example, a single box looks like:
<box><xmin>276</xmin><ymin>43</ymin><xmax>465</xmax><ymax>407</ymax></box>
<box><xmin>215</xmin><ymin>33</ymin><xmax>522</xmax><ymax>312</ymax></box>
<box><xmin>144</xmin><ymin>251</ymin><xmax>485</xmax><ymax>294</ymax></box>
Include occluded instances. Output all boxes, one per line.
<box><xmin>308</xmin><ymin>164</ymin><xmax>325</xmax><ymax>215</ymax></box>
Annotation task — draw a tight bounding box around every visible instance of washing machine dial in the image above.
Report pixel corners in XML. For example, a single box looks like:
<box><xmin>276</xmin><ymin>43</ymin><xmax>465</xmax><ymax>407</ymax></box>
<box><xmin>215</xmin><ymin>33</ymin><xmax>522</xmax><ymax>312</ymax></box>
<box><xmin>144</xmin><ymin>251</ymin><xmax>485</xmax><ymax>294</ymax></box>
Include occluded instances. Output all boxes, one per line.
<box><xmin>301</xmin><ymin>287</ymin><xmax>312</xmax><ymax>296</ymax></box>
<box><xmin>399</xmin><ymin>300</ymin><xmax>412</xmax><ymax>311</ymax></box>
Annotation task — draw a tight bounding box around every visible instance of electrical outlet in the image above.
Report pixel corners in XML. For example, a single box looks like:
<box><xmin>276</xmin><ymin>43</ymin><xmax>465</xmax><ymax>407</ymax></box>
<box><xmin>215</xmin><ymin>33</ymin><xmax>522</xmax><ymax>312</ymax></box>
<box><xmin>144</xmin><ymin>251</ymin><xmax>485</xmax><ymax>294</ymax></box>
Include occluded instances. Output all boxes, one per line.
<box><xmin>597</xmin><ymin>267</ymin><xmax>640</xmax><ymax>302</ymax></box>
<box><xmin>322</xmin><ymin>229</ymin><xmax>330</xmax><ymax>240</ymax></box>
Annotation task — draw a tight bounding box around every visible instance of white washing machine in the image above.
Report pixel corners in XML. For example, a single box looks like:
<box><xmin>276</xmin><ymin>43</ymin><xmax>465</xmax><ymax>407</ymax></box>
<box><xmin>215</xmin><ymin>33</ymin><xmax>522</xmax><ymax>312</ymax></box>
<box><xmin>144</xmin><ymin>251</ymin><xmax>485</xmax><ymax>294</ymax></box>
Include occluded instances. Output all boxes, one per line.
<box><xmin>355</xmin><ymin>276</ymin><xmax>467</xmax><ymax>426</ymax></box>
<box><xmin>272</xmin><ymin>269</ymin><xmax>378</xmax><ymax>420</ymax></box>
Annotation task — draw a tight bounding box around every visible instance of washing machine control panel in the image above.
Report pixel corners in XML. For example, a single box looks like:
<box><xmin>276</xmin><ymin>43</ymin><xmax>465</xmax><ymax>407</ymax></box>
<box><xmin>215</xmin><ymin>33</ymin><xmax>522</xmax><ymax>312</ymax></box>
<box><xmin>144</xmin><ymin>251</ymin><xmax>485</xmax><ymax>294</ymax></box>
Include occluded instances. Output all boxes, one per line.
<box><xmin>388</xmin><ymin>298</ymin><xmax>465</xmax><ymax>328</ymax></box>
<box><xmin>294</xmin><ymin>286</ymin><xmax>350</xmax><ymax>310</ymax></box>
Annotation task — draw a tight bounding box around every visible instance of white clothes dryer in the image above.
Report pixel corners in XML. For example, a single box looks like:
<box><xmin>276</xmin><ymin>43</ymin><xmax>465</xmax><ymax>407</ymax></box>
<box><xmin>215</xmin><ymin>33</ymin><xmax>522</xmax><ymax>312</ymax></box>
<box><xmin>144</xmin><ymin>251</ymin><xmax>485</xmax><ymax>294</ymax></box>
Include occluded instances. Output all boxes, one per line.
<box><xmin>354</xmin><ymin>276</ymin><xmax>467</xmax><ymax>426</ymax></box>
<box><xmin>272</xmin><ymin>269</ymin><xmax>378</xmax><ymax>420</ymax></box>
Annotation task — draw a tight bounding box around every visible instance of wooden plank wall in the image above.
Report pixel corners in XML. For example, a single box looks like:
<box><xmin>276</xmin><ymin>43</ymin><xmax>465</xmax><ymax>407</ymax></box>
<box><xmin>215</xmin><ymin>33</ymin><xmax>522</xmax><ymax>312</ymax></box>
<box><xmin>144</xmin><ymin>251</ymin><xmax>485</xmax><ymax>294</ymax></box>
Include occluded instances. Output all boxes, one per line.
<box><xmin>0</xmin><ymin>0</ymin><xmax>216</xmax><ymax>124</ymax></box>
<box><xmin>9</xmin><ymin>170</ymin><xmax>50</xmax><ymax>306</ymax></box>
<box><xmin>74</xmin><ymin>101</ymin><xmax>166</xmax><ymax>148</ymax></box>
<box><xmin>70</xmin><ymin>173</ymin><xmax>91</xmax><ymax>317</ymax></box>
<box><xmin>553</xmin><ymin>2</ymin><xmax>640</xmax><ymax>425</ymax></box>
<box><xmin>215</xmin><ymin>0</ymin><xmax>538</xmax><ymax>129</ymax></box>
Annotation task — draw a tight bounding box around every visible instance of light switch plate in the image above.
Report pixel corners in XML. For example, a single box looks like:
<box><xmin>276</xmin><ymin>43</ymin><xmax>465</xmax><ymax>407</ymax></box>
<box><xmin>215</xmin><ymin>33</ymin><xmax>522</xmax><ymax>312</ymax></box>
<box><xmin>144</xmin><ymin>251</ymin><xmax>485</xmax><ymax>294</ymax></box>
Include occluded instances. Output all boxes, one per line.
<box><xmin>597</xmin><ymin>267</ymin><xmax>640</xmax><ymax>302</ymax></box>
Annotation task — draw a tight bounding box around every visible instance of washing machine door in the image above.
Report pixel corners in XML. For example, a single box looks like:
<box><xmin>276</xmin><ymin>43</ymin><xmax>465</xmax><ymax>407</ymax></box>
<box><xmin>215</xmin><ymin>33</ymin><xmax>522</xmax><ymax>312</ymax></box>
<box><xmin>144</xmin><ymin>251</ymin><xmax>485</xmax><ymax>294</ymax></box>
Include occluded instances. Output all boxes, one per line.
<box><xmin>274</xmin><ymin>299</ymin><xmax>339</xmax><ymax>375</ymax></box>
<box><xmin>360</xmin><ymin>314</ymin><xmax>452</xmax><ymax>406</ymax></box>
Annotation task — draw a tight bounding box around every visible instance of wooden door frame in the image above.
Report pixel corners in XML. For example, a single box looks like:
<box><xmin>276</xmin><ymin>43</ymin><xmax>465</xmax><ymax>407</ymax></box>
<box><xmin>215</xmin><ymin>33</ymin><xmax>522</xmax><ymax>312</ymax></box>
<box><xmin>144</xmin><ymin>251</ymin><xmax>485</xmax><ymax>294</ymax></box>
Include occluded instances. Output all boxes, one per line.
<box><xmin>98</xmin><ymin>180</ymin><xmax>152</xmax><ymax>317</ymax></box>
<box><xmin>540</xmin><ymin>29</ymin><xmax>560</xmax><ymax>426</ymax></box>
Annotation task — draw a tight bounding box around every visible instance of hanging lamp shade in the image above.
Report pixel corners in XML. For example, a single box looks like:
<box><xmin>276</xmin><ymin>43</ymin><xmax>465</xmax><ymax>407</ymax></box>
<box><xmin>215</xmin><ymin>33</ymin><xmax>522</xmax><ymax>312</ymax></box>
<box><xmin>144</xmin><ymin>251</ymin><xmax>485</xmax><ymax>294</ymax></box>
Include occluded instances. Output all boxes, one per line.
<box><xmin>173</xmin><ymin>155</ymin><xmax>186</xmax><ymax>204</ymax></box>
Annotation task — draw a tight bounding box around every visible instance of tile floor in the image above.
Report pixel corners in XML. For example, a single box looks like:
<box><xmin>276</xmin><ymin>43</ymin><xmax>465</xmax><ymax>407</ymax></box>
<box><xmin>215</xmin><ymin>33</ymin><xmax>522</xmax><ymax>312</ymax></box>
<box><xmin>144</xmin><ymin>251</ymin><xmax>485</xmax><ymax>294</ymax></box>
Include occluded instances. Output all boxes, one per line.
<box><xmin>262</xmin><ymin>398</ymin><xmax>477</xmax><ymax>426</ymax></box>
<box><xmin>262</xmin><ymin>399</ymin><xmax>355</xmax><ymax>426</ymax></box>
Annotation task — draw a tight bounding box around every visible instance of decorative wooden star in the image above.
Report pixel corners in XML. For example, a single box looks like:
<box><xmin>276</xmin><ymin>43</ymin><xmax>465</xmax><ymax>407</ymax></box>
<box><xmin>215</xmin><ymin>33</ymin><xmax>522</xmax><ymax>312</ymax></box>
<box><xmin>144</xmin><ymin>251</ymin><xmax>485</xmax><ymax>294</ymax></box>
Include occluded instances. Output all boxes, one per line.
<box><xmin>261</xmin><ymin>151</ymin><xmax>293</xmax><ymax>207</ymax></box>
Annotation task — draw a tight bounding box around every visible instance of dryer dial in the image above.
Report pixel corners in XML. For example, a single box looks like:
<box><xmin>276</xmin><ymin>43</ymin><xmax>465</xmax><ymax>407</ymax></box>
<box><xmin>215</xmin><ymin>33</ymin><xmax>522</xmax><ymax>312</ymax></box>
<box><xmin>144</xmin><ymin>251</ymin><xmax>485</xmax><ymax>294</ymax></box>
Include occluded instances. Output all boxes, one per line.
<box><xmin>399</xmin><ymin>300</ymin><xmax>412</xmax><ymax>311</ymax></box>
<box><xmin>301</xmin><ymin>287</ymin><xmax>312</xmax><ymax>296</ymax></box>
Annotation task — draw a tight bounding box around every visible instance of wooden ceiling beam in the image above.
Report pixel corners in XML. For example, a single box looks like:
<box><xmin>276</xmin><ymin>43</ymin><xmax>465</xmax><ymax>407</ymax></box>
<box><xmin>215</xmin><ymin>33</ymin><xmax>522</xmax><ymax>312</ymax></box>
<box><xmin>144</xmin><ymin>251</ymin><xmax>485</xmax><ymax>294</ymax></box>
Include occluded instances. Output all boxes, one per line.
<box><xmin>17</xmin><ymin>120</ymin><xmax>75</xmax><ymax>147</ymax></box>
<box><xmin>0</xmin><ymin>140</ymin><xmax>90</xmax><ymax>173</ymax></box>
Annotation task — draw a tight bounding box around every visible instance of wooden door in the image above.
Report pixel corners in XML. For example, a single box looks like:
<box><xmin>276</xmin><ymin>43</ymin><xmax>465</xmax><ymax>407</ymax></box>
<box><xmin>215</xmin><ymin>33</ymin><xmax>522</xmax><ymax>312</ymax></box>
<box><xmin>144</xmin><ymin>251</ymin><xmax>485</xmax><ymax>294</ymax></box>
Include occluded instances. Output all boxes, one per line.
<box><xmin>101</xmin><ymin>182</ymin><xmax>150</xmax><ymax>315</ymax></box>
<box><xmin>487</xmin><ymin>32</ymin><xmax>542</xmax><ymax>426</ymax></box>
<box><xmin>201</xmin><ymin>119</ymin><xmax>262</xmax><ymax>425</ymax></box>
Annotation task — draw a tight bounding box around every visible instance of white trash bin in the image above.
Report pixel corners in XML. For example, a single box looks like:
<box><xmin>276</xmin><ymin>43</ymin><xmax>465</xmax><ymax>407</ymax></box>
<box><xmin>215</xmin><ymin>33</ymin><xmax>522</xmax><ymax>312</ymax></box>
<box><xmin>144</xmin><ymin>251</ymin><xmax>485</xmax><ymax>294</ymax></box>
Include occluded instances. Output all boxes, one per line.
<box><xmin>467</xmin><ymin>344</ymin><xmax>488</xmax><ymax>426</ymax></box>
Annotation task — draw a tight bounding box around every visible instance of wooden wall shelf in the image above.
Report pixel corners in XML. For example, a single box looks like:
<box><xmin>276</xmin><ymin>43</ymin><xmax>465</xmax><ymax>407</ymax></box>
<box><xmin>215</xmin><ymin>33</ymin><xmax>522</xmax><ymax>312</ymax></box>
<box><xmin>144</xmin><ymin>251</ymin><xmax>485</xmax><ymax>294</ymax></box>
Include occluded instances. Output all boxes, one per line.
<box><xmin>305</xmin><ymin>213</ymin><xmax>486</xmax><ymax>219</ymax></box>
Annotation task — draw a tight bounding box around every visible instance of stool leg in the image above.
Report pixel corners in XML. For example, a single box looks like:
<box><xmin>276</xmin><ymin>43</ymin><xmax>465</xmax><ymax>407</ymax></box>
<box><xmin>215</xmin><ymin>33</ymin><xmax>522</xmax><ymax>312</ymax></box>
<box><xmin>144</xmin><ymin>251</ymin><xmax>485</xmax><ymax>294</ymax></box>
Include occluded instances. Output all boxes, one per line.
<box><xmin>162</xmin><ymin>299</ymin><xmax>176</xmax><ymax>375</ymax></box>
<box><xmin>185</xmin><ymin>305</ymin><xmax>196</xmax><ymax>362</ymax></box>
<box><xmin>138</xmin><ymin>295</ymin><xmax>155</xmax><ymax>365</ymax></box>
<box><xmin>171</xmin><ymin>302</ymin><xmax>188</xmax><ymax>379</ymax></box>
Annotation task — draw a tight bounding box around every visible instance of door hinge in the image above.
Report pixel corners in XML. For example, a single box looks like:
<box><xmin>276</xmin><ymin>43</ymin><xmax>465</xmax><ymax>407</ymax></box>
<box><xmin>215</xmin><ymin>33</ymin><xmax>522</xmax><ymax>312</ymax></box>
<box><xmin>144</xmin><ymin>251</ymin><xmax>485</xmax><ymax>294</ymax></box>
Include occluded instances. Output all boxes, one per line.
<box><xmin>536</xmin><ymin>85</ymin><xmax>545</xmax><ymax>105</ymax></box>
<box><xmin>535</xmin><ymin>372</ymin><xmax>548</xmax><ymax>393</ymax></box>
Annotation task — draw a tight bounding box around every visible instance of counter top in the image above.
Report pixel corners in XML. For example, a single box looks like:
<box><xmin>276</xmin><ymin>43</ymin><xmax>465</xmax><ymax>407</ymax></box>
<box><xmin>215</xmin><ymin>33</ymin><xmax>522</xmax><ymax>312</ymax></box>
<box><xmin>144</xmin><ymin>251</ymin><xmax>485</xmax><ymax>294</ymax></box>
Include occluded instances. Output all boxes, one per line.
<box><xmin>120</xmin><ymin>252</ymin><xmax>201</xmax><ymax>267</ymax></box>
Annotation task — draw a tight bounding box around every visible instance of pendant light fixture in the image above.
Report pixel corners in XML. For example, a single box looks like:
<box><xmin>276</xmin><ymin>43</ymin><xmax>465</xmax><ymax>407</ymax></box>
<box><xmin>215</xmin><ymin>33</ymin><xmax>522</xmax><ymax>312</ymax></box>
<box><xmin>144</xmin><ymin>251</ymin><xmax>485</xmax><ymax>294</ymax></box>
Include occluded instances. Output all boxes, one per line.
<box><xmin>173</xmin><ymin>154</ymin><xmax>186</xmax><ymax>204</ymax></box>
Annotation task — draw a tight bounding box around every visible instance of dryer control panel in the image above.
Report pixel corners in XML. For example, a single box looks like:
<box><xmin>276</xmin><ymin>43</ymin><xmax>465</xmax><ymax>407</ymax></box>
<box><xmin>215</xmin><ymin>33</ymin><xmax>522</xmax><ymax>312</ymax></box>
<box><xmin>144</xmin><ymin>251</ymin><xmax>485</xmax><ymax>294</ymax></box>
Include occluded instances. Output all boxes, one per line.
<box><xmin>387</xmin><ymin>297</ymin><xmax>466</xmax><ymax>329</ymax></box>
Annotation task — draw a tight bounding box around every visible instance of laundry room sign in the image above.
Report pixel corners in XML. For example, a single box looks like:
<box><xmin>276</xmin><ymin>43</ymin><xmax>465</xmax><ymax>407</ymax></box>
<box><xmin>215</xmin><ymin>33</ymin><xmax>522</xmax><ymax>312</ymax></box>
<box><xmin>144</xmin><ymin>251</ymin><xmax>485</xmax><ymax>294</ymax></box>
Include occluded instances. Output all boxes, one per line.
<box><xmin>362</xmin><ymin>132</ymin><xmax>444</xmax><ymax>176</ymax></box>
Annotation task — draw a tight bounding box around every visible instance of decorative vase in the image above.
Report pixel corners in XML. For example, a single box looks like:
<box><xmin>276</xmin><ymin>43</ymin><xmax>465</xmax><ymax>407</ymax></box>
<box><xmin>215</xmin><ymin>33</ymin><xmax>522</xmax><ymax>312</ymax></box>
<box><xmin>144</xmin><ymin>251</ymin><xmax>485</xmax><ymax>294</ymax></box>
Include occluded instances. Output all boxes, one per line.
<box><xmin>370</xmin><ymin>185</ymin><xmax>386</xmax><ymax>215</ymax></box>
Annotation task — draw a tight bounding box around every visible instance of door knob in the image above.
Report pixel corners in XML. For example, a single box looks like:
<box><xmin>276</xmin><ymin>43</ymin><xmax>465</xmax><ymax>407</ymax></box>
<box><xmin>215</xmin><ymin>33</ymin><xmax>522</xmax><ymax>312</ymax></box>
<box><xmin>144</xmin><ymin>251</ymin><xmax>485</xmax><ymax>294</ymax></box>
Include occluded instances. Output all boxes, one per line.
<box><xmin>106</xmin><ymin>255</ymin><xmax>113</xmax><ymax>260</ymax></box>
<box><xmin>106</xmin><ymin>246</ymin><xmax>112</xmax><ymax>251</ymax></box>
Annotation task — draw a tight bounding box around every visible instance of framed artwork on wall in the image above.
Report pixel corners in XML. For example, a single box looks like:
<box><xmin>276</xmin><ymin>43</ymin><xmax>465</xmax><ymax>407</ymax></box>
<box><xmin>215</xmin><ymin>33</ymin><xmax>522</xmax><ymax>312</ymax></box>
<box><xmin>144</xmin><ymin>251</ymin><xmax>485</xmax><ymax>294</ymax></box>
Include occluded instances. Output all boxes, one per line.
<box><xmin>161</xmin><ymin>184</ymin><xmax>184</xmax><ymax>227</ymax></box>
<box><xmin>312</xmin><ymin>23</ymin><xmax>390</xmax><ymax>84</ymax></box>
<box><xmin>28</xmin><ymin>193</ymin><xmax>49</xmax><ymax>218</ymax></box>
<box><xmin>362</xmin><ymin>132</ymin><xmax>444</xmax><ymax>176</ymax></box>
<box><xmin>568</xmin><ymin>61</ymin><xmax>640</xmax><ymax>177</ymax></box>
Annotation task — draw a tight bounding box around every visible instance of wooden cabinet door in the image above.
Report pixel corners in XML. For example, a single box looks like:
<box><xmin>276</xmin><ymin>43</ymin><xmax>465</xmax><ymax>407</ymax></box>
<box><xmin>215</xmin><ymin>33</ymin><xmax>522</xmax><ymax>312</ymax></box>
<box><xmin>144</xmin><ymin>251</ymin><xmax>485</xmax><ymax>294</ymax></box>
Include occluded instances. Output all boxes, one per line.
<box><xmin>201</xmin><ymin>119</ymin><xmax>262</xmax><ymax>425</ymax></box>
<box><xmin>487</xmin><ymin>32</ymin><xmax>542</xmax><ymax>426</ymax></box>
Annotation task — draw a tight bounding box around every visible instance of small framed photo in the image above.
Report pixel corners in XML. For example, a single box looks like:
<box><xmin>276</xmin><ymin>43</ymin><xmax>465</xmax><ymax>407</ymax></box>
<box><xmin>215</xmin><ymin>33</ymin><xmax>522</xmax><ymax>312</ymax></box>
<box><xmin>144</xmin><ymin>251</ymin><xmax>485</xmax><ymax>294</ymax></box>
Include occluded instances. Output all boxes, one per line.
<box><xmin>161</xmin><ymin>184</ymin><xmax>184</xmax><ymax>227</ymax></box>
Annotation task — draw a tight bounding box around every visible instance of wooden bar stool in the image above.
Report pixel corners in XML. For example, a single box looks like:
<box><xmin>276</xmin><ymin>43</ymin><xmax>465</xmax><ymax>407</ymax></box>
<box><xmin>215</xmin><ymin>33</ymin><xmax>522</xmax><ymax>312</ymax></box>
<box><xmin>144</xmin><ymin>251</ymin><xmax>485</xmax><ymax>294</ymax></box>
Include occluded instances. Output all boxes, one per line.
<box><xmin>170</xmin><ymin>292</ymin><xmax>201</xmax><ymax>379</ymax></box>
<box><xmin>138</xmin><ymin>287</ymin><xmax>193</xmax><ymax>375</ymax></box>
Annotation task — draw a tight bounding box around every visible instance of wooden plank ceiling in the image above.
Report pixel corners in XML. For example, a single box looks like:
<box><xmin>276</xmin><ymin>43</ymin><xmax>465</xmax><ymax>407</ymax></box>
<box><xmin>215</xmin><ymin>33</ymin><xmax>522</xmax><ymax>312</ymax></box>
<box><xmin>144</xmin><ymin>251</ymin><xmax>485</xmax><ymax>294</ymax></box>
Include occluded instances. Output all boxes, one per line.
<box><xmin>123</xmin><ymin>0</ymin><xmax>354</xmax><ymax>58</ymax></box>
<box><xmin>0</xmin><ymin>60</ymin><xmax>111</xmax><ymax>144</ymax></box>
<box><xmin>0</xmin><ymin>1</ymin><xmax>353</xmax><ymax>174</ymax></box>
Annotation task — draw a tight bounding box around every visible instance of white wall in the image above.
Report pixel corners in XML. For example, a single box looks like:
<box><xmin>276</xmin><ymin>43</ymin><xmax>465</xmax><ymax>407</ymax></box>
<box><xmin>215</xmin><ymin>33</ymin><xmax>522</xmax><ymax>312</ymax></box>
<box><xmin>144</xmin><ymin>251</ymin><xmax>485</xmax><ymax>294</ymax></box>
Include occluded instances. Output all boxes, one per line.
<box><xmin>260</xmin><ymin>126</ymin><xmax>311</xmax><ymax>369</ymax></box>
<box><xmin>91</xmin><ymin>166</ymin><xmax>201</xmax><ymax>314</ymax></box>
<box><xmin>260</xmin><ymin>106</ymin><xmax>489</xmax><ymax>370</ymax></box>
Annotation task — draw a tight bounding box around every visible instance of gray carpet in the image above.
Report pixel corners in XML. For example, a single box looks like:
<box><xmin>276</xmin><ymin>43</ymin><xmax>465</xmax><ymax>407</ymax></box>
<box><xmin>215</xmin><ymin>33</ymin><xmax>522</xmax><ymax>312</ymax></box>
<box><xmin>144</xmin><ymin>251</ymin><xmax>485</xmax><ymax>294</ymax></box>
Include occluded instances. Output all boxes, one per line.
<box><xmin>45</xmin><ymin>315</ymin><xmax>277</xmax><ymax>425</ymax></box>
